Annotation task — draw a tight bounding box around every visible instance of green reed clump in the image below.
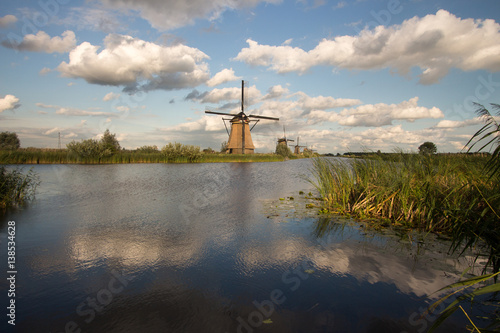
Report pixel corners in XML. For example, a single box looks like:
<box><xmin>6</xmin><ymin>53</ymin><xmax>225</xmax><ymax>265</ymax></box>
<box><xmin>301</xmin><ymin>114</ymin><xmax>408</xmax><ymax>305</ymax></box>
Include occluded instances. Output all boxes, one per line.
<box><xmin>0</xmin><ymin>149</ymin><xmax>70</xmax><ymax>164</ymax></box>
<box><xmin>0</xmin><ymin>166</ymin><xmax>39</xmax><ymax>210</ymax></box>
<box><xmin>310</xmin><ymin>154</ymin><xmax>497</xmax><ymax>230</ymax></box>
<box><xmin>310</xmin><ymin>153</ymin><xmax>499</xmax><ymax>271</ymax></box>
<box><xmin>0</xmin><ymin>149</ymin><xmax>287</xmax><ymax>164</ymax></box>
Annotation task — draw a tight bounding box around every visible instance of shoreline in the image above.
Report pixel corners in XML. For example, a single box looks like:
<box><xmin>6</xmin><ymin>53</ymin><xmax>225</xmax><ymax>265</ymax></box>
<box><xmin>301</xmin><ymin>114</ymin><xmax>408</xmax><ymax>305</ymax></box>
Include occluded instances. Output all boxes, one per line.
<box><xmin>1</xmin><ymin>150</ymin><xmax>310</xmax><ymax>164</ymax></box>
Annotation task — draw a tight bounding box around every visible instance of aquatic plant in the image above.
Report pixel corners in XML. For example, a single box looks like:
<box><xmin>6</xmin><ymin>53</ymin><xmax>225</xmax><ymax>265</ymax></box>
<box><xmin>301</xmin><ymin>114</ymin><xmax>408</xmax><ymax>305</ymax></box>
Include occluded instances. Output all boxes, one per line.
<box><xmin>428</xmin><ymin>103</ymin><xmax>500</xmax><ymax>332</ymax></box>
<box><xmin>465</xmin><ymin>103</ymin><xmax>500</xmax><ymax>182</ymax></box>
<box><xmin>308</xmin><ymin>153</ymin><xmax>498</xmax><ymax>267</ymax></box>
<box><xmin>0</xmin><ymin>166</ymin><xmax>39</xmax><ymax>210</ymax></box>
<box><xmin>0</xmin><ymin>149</ymin><xmax>287</xmax><ymax>164</ymax></box>
<box><xmin>428</xmin><ymin>271</ymin><xmax>500</xmax><ymax>333</ymax></box>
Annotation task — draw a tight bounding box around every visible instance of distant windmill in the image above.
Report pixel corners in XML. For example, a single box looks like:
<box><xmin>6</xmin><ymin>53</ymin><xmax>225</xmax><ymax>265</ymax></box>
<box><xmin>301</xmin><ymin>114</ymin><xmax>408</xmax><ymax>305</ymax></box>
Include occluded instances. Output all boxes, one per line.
<box><xmin>303</xmin><ymin>142</ymin><xmax>317</xmax><ymax>155</ymax></box>
<box><xmin>205</xmin><ymin>80</ymin><xmax>279</xmax><ymax>154</ymax></box>
<box><xmin>290</xmin><ymin>136</ymin><xmax>306</xmax><ymax>154</ymax></box>
<box><xmin>277</xmin><ymin>125</ymin><xmax>294</xmax><ymax>146</ymax></box>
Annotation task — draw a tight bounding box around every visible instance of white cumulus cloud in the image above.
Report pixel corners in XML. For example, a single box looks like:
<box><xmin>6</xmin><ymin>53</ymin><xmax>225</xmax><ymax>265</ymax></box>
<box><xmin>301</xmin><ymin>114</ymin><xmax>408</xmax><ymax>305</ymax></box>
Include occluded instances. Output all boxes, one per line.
<box><xmin>0</xmin><ymin>14</ymin><xmax>17</xmax><ymax>28</ymax></box>
<box><xmin>57</xmin><ymin>34</ymin><xmax>210</xmax><ymax>92</ymax></box>
<box><xmin>298</xmin><ymin>93</ymin><xmax>362</xmax><ymax>111</ymax></box>
<box><xmin>262</xmin><ymin>85</ymin><xmax>289</xmax><ymax>100</ymax></box>
<box><xmin>103</xmin><ymin>92</ymin><xmax>120</xmax><ymax>101</ymax></box>
<box><xmin>0</xmin><ymin>94</ymin><xmax>20</xmax><ymax>112</ymax></box>
<box><xmin>206</xmin><ymin>68</ymin><xmax>241</xmax><ymax>87</ymax></box>
<box><xmin>308</xmin><ymin>97</ymin><xmax>443</xmax><ymax>127</ymax></box>
<box><xmin>2</xmin><ymin>30</ymin><xmax>76</xmax><ymax>53</ymax></box>
<box><xmin>190</xmin><ymin>85</ymin><xmax>262</xmax><ymax>106</ymax></box>
<box><xmin>434</xmin><ymin>117</ymin><xmax>483</xmax><ymax>128</ymax></box>
<box><xmin>235</xmin><ymin>10</ymin><xmax>500</xmax><ymax>84</ymax></box>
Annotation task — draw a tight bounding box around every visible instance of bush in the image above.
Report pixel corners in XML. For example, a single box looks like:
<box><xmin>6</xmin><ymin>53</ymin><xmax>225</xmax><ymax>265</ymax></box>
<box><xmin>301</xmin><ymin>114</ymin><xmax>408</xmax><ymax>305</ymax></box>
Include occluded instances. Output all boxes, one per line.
<box><xmin>275</xmin><ymin>144</ymin><xmax>292</xmax><ymax>158</ymax></box>
<box><xmin>418</xmin><ymin>141</ymin><xmax>437</xmax><ymax>155</ymax></box>
<box><xmin>136</xmin><ymin>145</ymin><xmax>159</xmax><ymax>153</ymax></box>
<box><xmin>0</xmin><ymin>132</ymin><xmax>20</xmax><ymax>150</ymax></box>
<box><xmin>100</xmin><ymin>129</ymin><xmax>121</xmax><ymax>153</ymax></box>
<box><xmin>66</xmin><ymin>130</ymin><xmax>120</xmax><ymax>161</ymax></box>
<box><xmin>67</xmin><ymin>138</ymin><xmax>111</xmax><ymax>160</ymax></box>
<box><xmin>161</xmin><ymin>143</ymin><xmax>201</xmax><ymax>163</ymax></box>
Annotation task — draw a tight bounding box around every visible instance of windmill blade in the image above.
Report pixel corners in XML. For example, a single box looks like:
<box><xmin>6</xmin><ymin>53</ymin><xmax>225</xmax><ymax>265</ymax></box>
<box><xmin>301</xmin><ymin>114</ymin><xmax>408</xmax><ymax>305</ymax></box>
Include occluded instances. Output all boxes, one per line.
<box><xmin>205</xmin><ymin>110</ymin><xmax>239</xmax><ymax>117</ymax></box>
<box><xmin>248</xmin><ymin>114</ymin><xmax>279</xmax><ymax>120</ymax></box>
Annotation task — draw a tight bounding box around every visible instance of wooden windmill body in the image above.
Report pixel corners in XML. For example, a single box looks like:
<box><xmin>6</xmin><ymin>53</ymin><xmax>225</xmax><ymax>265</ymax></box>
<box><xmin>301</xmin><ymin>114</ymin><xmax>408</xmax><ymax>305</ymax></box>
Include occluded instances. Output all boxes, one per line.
<box><xmin>226</xmin><ymin>116</ymin><xmax>255</xmax><ymax>154</ymax></box>
<box><xmin>291</xmin><ymin>137</ymin><xmax>307</xmax><ymax>154</ymax></box>
<box><xmin>277</xmin><ymin>126</ymin><xmax>294</xmax><ymax>146</ymax></box>
<box><xmin>205</xmin><ymin>81</ymin><xmax>279</xmax><ymax>154</ymax></box>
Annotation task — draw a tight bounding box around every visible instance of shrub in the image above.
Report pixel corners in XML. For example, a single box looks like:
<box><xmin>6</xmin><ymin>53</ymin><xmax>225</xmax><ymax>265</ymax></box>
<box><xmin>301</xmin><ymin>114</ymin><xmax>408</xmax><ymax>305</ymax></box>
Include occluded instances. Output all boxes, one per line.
<box><xmin>161</xmin><ymin>143</ymin><xmax>201</xmax><ymax>163</ymax></box>
<box><xmin>0</xmin><ymin>132</ymin><xmax>20</xmax><ymax>150</ymax></box>
<box><xmin>136</xmin><ymin>145</ymin><xmax>159</xmax><ymax>153</ymax></box>
<box><xmin>100</xmin><ymin>129</ymin><xmax>121</xmax><ymax>153</ymax></box>
<box><xmin>66</xmin><ymin>130</ymin><xmax>121</xmax><ymax>161</ymax></box>
<box><xmin>275</xmin><ymin>144</ymin><xmax>292</xmax><ymax>158</ymax></box>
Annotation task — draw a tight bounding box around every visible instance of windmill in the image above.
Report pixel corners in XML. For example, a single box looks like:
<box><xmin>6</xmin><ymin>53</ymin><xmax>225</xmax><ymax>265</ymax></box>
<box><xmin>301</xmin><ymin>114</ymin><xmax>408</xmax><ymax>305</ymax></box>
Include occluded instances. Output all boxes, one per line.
<box><xmin>303</xmin><ymin>142</ymin><xmax>317</xmax><ymax>155</ymax></box>
<box><xmin>277</xmin><ymin>125</ymin><xmax>294</xmax><ymax>146</ymax></box>
<box><xmin>205</xmin><ymin>80</ymin><xmax>279</xmax><ymax>154</ymax></box>
<box><xmin>290</xmin><ymin>136</ymin><xmax>306</xmax><ymax>154</ymax></box>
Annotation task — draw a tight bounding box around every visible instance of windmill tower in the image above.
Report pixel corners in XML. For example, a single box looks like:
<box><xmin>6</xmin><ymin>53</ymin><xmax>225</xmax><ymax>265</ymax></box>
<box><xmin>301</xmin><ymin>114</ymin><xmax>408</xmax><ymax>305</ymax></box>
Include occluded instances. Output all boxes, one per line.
<box><xmin>291</xmin><ymin>137</ymin><xmax>306</xmax><ymax>154</ymax></box>
<box><xmin>205</xmin><ymin>80</ymin><xmax>279</xmax><ymax>154</ymax></box>
<box><xmin>277</xmin><ymin>125</ymin><xmax>294</xmax><ymax>146</ymax></box>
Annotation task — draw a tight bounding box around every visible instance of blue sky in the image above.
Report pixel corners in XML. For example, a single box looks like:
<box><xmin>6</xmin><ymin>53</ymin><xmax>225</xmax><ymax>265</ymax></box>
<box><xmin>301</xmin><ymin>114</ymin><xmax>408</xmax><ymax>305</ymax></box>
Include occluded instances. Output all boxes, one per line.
<box><xmin>0</xmin><ymin>0</ymin><xmax>499</xmax><ymax>153</ymax></box>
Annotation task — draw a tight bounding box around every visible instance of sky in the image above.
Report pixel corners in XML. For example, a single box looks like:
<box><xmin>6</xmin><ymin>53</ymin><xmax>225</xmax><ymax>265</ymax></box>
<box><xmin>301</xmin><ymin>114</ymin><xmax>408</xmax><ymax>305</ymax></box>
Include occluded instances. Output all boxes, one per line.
<box><xmin>0</xmin><ymin>0</ymin><xmax>499</xmax><ymax>154</ymax></box>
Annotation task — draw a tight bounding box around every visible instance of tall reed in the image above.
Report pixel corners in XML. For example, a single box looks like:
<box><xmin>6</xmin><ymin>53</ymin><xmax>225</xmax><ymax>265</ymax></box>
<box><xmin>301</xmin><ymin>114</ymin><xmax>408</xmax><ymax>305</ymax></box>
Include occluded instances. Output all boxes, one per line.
<box><xmin>0</xmin><ymin>166</ymin><xmax>39</xmax><ymax>210</ymax></box>
<box><xmin>309</xmin><ymin>153</ymin><xmax>499</xmax><ymax>271</ymax></box>
<box><xmin>0</xmin><ymin>149</ymin><xmax>286</xmax><ymax>164</ymax></box>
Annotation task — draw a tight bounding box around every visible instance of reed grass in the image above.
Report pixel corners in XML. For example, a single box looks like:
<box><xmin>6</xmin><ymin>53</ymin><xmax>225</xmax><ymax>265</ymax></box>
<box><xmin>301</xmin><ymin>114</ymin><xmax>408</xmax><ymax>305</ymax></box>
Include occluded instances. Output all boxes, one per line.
<box><xmin>0</xmin><ymin>149</ymin><xmax>285</xmax><ymax>164</ymax></box>
<box><xmin>0</xmin><ymin>166</ymin><xmax>39</xmax><ymax>210</ymax></box>
<box><xmin>309</xmin><ymin>153</ymin><xmax>499</xmax><ymax>270</ymax></box>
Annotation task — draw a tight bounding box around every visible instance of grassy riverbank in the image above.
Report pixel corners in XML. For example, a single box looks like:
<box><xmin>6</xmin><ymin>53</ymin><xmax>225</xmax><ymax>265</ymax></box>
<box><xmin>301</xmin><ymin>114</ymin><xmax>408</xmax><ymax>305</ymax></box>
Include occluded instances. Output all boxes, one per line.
<box><xmin>309</xmin><ymin>153</ymin><xmax>499</xmax><ymax>270</ymax></box>
<box><xmin>0</xmin><ymin>149</ymin><xmax>288</xmax><ymax>164</ymax></box>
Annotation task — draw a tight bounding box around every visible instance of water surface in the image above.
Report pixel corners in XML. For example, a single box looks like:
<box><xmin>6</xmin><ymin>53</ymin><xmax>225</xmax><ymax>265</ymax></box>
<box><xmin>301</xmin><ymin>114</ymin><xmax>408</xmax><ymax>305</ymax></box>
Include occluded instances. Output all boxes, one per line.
<box><xmin>0</xmin><ymin>160</ymin><xmax>478</xmax><ymax>332</ymax></box>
